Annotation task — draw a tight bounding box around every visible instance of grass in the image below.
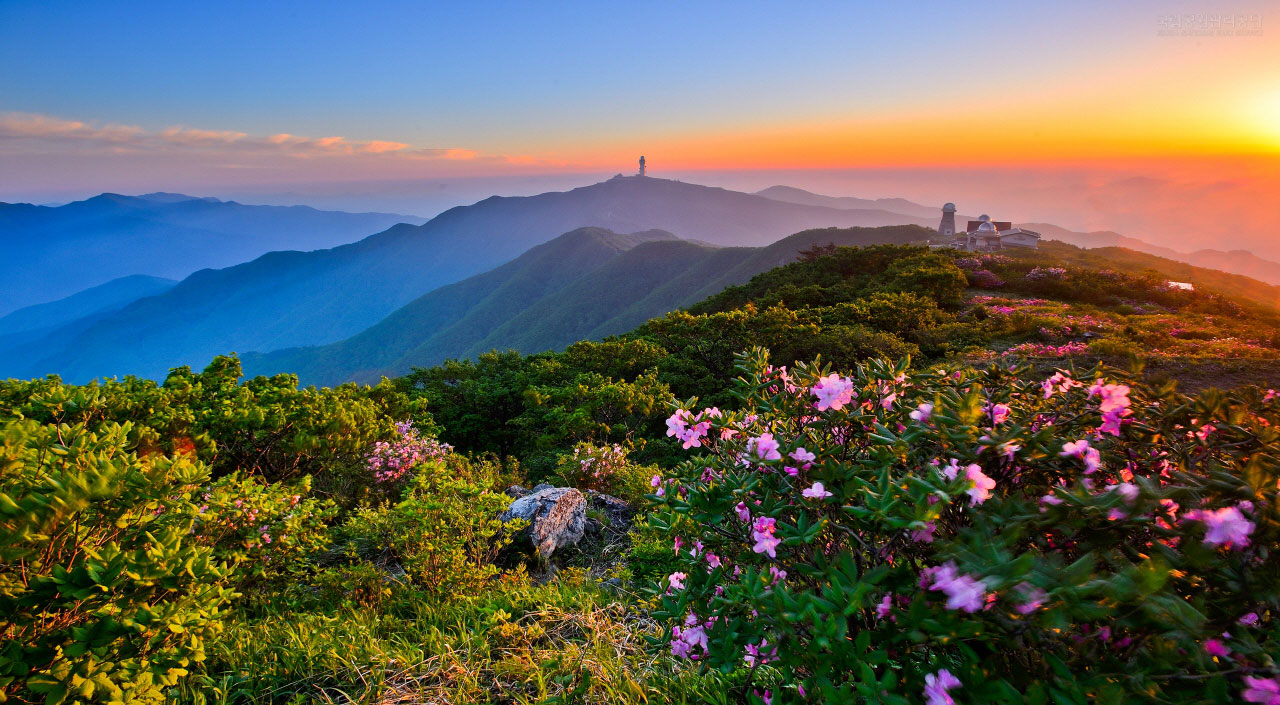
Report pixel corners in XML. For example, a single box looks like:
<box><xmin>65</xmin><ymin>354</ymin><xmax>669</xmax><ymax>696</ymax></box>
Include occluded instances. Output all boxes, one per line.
<box><xmin>185</xmin><ymin>569</ymin><xmax>727</xmax><ymax>705</ymax></box>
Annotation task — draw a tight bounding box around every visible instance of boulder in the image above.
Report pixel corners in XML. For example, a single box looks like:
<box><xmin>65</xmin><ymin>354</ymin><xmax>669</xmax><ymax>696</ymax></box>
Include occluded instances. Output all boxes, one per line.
<box><xmin>501</xmin><ymin>487</ymin><xmax>586</xmax><ymax>559</ymax></box>
<box><xmin>585</xmin><ymin>490</ymin><xmax>636</xmax><ymax>529</ymax></box>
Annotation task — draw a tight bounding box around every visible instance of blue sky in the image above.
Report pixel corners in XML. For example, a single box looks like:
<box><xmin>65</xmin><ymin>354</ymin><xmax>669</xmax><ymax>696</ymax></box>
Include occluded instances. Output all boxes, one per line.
<box><xmin>1</xmin><ymin>0</ymin><xmax>1276</xmax><ymax>252</ymax></box>
<box><xmin>0</xmin><ymin>0</ymin><xmax>1226</xmax><ymax>153</ymax></box>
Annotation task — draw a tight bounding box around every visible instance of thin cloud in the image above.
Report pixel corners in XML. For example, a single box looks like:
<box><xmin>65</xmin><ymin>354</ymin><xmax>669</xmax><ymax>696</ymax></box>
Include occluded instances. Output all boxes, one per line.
<box><xmin>0</xmin><ymin>111</ymin><xmax>556</xmax><ymax>165</ymax></box>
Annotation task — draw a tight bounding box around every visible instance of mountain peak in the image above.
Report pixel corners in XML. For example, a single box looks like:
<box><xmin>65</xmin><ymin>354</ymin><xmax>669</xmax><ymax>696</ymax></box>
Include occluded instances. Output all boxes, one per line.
<box><xmin>136</xmin><ymin>192</ymin><xmax>222</xmax><ymax>204</ymax></box>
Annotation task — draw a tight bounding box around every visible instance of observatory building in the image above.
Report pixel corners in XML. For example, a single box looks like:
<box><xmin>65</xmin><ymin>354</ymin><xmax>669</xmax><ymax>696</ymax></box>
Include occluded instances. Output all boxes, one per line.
<box><xmin>934</xmin><ymin>207</ymin><xmax>1040</xmax><ymax>251</ymax></box>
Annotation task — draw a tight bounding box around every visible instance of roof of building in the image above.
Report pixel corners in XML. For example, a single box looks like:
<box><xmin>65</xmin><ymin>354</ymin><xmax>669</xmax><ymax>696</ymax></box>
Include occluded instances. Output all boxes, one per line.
<box><xmin>967</xmin><ymin>220</ymin><xmax>1013</xmax><ymax>232</ymax></box>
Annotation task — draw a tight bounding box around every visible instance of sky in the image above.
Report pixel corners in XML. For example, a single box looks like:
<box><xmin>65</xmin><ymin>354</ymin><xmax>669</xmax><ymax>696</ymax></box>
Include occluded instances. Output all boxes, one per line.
<box><xmin>1</xmin><ymin>0</ymin><xmax>1278</xmax><ymax>250</ymax></box>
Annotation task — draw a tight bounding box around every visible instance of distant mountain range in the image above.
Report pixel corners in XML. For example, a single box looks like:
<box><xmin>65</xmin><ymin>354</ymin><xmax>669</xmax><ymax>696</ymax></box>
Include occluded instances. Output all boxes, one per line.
<box><xmin>242</xmin><ymin>224</ymin><xmax>931</xmax><ymax>386</ymax></box>
<box><xmin>6</xmin><ymin>177</ymin><xmax>1279</xmax><ymax>385</ymax></box>
<box><xmin>755</xmin><ymin>185</ymin><xmax>940</xmax><ymax>219</ymax></box>
<box><xmin>0</xmin><ymin>274</ymin><xmax>176</xmax><ymax>338</ymax></box>
<box><xmin>2</xmin><ymin>176</ymin><xmax>933</xmax><ymax>382</ymax></box>
<box><xmin>1018</xmin><ymin>223</ymin><xmax>1280</xmax><ymax>286</ymax></box>
<box><xmin>0</xmin><ymin>192</ymin><xmax>427</xmax><ymax>315</ymax></box>
<box><xmin>757</xmin><ymin>187</ymin><xmax>1280</xmax><ymax>286</ymax></box>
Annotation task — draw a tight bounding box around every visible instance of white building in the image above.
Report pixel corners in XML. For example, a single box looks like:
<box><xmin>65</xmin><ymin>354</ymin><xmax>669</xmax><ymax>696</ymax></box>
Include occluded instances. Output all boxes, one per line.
<box><xmin>934</xmin><ymin>208</ymin><xmax>1040</xmax><ymax>251</ymax></box>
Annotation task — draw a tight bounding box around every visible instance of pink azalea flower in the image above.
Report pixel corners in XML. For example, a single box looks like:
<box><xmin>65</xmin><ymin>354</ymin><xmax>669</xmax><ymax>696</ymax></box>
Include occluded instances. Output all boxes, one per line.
<box><xmin>812</xmin><ymin>374</ymin><xmax>855</xmax><ymax>411</ymax></box>
<box><xmin>911</xmin><ymin>521</ymin><xmax>936</xmax><ymax>543</ymax></box>
<box><xmin>910</xmin><ymin>402</ymin><xmax>933</xmax><ymax>423</ymax></box>
<box><xmin>1240</xmin><ymin>612</ymin><xmax>1260</xmax><ymax>626</ymax></box>
<box><xmin>989</xmin><ymin>402</ymin><xmax>1011</xmax><ymax>425</ymax></box>
<box><xmin>667</xmin><ymin>572</ymin><xmax>687</xmax><ymax>591</ymax></box>
<box><xmin>1014</xmin><ymin>582</ymin><xmax>1047</xmax><ymax>614</ymax></box>
<box><xmin>736</xmin><ymin>501</ymin><xmax>751</xmax><ymax>522</ymax></box>
<box><xmin>1204</xmin><ymin>638</ymin><xmax>1231</xmax><ymax>658</ymax></box>
<box><xmin>747</xmin><ymin>433</ymin><xmax>783</xmax><ymax>461</ymax></box>
<box><xmin>673</xmin><ymin>536</ymin><xmax>684</xmax><ymax>554</ymax></box>
<box><xmin>751</xmin><ymin>517</ymin><xmax>781</xmax><ymax>558</ymax></box>
<box><xmin>923</xmin><ymin>669</ymin><xmax>962</xmax><ymax>705</ymax></box>
<box><xmin>1196</xmin><ymin>506</ymin><xmax>1255</xmax><ymax>549</ymax></box>
<box><xmin>790</xmin><ymin>447</ymin><xmax>816</xmax><ymax>463</ymax></box>
<box><xmin>768</xmin><ymin>565</ymin><xmax>787</xmax><ymax>585</ymax></box>
<box><xmin>965</xmin><ymin>464</ymin><xmax>996</xmax><ymax>505</ymax></box>
<box><xmin>1243</xmin><ymin>676</ymin><xmax>1280</xmax><ymax>704</ymax></box>
<box><xmin>1109</xmin><ymin>482</ymin><xmax>1139</xmax><ymax>503</ymax></box>
<box><xmin>1264</xmin><ymin>389</ymin><xmax>1278</xmax><ymax>403</ymax></box>
<box><xmin>744</xmin><ymin>639</ymin><xmax>777</xmax><ymax>667</ymax></box>
<box><xmin>802</xmin><ymin>482</ymin><xmax>833</xmax><ymax>500</ymax></box>
<box><xmin>875</xmin><ymin>593</ymin><xmax>893</xmax><ymax>619</ymax></box>
<box><xmin>881</xmin><ymin>392</ymin><xmax>898</xmax><ymax>410</ymax></box>
<box><xmin>940</xmin><ymin>457</ymin><xmax>962</xmax><ymax>480</ymax></box>
<box><xmin>1060</xmin><ymin>439</ymin><xmax>1102</xmax><ymax>473</ymax></box>
<box><xmin>1042</xmin><ymin>372</ymin><xmax>1081</xmax><ymax>398</ymax></box>
<box><xmin>927</xmin><ymin>561</ymin><xmax>987</xmax><ymax>612</ymax></box>
<box><xmin>669</xmin><ymin>633</ymin><xmax>692</xmax><ymax>659</ymax></box>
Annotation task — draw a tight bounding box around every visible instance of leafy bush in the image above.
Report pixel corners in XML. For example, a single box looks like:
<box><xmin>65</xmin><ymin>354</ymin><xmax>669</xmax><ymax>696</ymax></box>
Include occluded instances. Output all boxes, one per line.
<box><xmin>339</xmin><ymin>459</ymin><xmax>521</xmax><ymax>600</ymax></box>
<box><xmin>189</xmin><ymin>472</ymin><xmax>336</xmax><ymax>599</ymax></box>
<box><xmin>553</xmin><ymin>442</ymin><xmax>659</xmax><ymax>505</ymax></box>
<box><xmin>0</xmin><ymin>355</ymin><xmax>427</xmax><ymax>508</ymax></box>
<box><xmin>0</xmin><ymin>419</ymin><xmax>235</xmax><ymax>704</ymax></box>
<box><xmin>650</xmin><ymin>348</ymin><xmax>1279</xmax><ymax>704</ymax></box>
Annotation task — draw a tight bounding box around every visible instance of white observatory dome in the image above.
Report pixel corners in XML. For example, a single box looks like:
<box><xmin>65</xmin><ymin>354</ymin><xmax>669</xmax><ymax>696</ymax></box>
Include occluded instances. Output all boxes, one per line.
<box><xmin>978</xmin><ymin>214</ymin><xmax>991</xmax><ymax>222</ymax></box>
<box><xmin>977</xmin><ymin>221</ymin><xmax>997</xmax><ymax>232</ymax></box>
<box><xmin>943</xmin><ymin>203</ymin><xmax>956</xmax><ymax>212</ymax></box>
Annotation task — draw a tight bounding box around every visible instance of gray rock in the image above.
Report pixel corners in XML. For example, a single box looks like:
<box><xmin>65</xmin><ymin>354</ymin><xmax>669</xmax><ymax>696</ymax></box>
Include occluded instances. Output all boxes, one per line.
<box><xmin>504</xmin><ymin>485</ymin><xmax>531</xmax><ymax>499</ymax></box>
<box><xmin>532</xmin><ymin>483</ymin><xmax>555</xmax><ymax>492</ymax></box>
<box><xmin>586</xmin><ymin>490</ymin><xmax>635</xmax><ymax>528</ymax></box>
<box><xmin>500</xmin><ymin>487</ymin><xmax>586</xmax><ymax>559</ymax></box>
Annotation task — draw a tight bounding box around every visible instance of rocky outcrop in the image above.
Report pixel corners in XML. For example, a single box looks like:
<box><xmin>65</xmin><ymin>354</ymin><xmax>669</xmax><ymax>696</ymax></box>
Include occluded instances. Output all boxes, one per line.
<box><xmin>500</xmin><ymin>487</ymin><xmax>586</xmax><ymax>559</ymax></box>
<box><xmin>585</xmin><ymin>490</ymin><xmax>636</xmax><ymax>529</ymax></box>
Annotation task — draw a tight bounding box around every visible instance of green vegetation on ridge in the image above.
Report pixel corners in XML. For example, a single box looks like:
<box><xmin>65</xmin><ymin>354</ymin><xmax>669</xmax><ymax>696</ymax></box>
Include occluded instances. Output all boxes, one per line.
<box><xmin>3</xmin><ymin>239</ymin><xmax>1280</xmax><ymax>704</ymax></box>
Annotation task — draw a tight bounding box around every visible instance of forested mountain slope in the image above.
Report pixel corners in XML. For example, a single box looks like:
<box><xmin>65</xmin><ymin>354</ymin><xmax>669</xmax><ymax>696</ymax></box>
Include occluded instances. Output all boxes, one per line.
<box><xmin>244</xmin><ymin>224</ymin><xmax>932</xmax><ymax>385</ymax></box>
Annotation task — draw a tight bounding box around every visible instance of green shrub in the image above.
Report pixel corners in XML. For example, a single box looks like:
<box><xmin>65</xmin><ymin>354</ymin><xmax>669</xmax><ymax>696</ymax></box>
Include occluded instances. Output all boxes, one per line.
<box><xmin>555</xmin><ymin>442</ymin><xmax>656</xmax><ymax>504</ymax></box>
<box><xmin>0</xmin><ymin>419</ymin><xmax>235</xmax><ymax>704</ymax></box>
<box><xmin>651</xmin><ymin>348</ymin><xmax>1280</xmax><ymax>704</ymax></box>
<box><xmin>189</xmin><ymin>473</ymin><xmax>336</xmax><ymax>600</ymax></box>
<box><xmin>339</xmin><ymin>461</ymin><xmax>521</xmax><ymax>600</ymax></box>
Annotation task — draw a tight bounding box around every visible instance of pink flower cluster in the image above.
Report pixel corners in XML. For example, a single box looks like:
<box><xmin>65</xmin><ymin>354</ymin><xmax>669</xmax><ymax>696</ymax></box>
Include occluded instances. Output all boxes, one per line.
<box><xmin>1060</xmin><ymin>439</ymin><xmax>1101</xmax><ymax>474</ymax></box>
<box><xmin>811</xmin><ymin>373</ymin><xmax>856</xmax><ymax>411</ymax></box>
<box><xmin>924</xmin><ymin>669</ymin><xmax>962</xmax><ymax>705</ymax></box>
<box><xmin>1041</xmin><ymin>371</ymin><xmax>1083</xmax><ymax>399</ymax></box>
<box><xmin>1243</xmin><ymin>676</ymin><xmax>1280</xmax><ymax>704</ymax></box>
<box><xmin>1185</xmin><ymin>505</ymin><xmax>1256</xmax><ymax>549</ymax></box>
<box><xmin>666</xmin><ymin>408</ymin><xmax>721</xmax><ymax>449</ymax></box>
<box><xmin>1025</xmin><ymin>266</ymin><xmax>1067</xmax><ymax>281</ymax></box>
<box><xmin>923</xmin><ymin>562</ymin><xmax>988</xmax><ymax>613</ymax></box>
<box><xmin>366</xmin><ymin>421</ymin><xmax>451</xmax><ymax>483</ymax></box>
<box><xmin>1003</xmin><ymin>341</ymin><xmax>1089</xmax><ymax>358</ymax></box>
<box><xmin>752</xmin><ymin>516</ymin><xmax>781</xmax><ymax>558</ymax></box>
<box><xmin>747</xmin><ymin>432</ymin><xmax>782</xmax><ymax>461</ymax></box>
<box><xmin>572</xmin><ymin>443</ymin><xmax>626</xmax><ymax>481</ymax></box>
<box><xmin>1091</xmin><ymin>382</ymin><xmax>1132</xmax><ymax>436</ymax></box>
<box><xmin>670</xmin><ymin>612</ymin><xmax>710</xmax><ymax>659</ymax></box>
<box><xmin>941</xmin><ymin>459</ymin><xmax>996</xmax><ymax>505</ymax></box>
